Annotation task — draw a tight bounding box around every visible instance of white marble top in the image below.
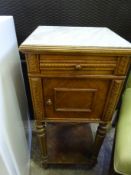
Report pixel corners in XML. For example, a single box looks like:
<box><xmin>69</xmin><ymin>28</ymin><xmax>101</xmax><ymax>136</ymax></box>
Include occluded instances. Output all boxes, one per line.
<box><xmin>21</xmin><ymin>26</ymin><xmax>131</xmax><ymax>48</ymax></box>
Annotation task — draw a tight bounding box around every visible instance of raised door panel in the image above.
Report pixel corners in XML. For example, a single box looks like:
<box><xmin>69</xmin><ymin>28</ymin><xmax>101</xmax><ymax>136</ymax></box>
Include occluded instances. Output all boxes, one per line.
<box><xmin>54</xmin><ymin>88</ymin><xmax>97</xmax><ymax>112</ymax></box>
<box><xmin>43</xmin><ymin>78</ymin><xmax>110</xmax><ymax>121</ymax></box>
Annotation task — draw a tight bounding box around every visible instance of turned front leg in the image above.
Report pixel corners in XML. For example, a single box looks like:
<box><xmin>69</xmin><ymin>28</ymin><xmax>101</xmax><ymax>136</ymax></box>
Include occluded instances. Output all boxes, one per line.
<box><xmin>35</xmin><ymin>121</ymin><xmax>48</xmax><ymax>167</ymax></box>
<box><xmin>90</xmin><ymin>122</ymin><xmax>109</xmax><ymax>167</ymax></box>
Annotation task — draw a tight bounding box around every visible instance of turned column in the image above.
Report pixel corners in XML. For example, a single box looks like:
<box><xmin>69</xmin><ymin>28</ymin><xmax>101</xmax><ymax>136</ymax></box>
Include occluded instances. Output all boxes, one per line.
<box><xmin>89</xmin><ymin>79</ymin><xmax>125</xmax><ymax>167</ymax></box>
<box><xmin>28</xmin><ymin>77</ymin><xmax>48</xmax><ymax>167</ymax></box>
<box><xmin>90</xmin><ymin>122</ymin><xmax>109</xmax><ymax>167</ymax></box>
<box><xmin>35</xmin><ymin>121</ymin><xmax>48</xmax><ymax>167</ymax></box>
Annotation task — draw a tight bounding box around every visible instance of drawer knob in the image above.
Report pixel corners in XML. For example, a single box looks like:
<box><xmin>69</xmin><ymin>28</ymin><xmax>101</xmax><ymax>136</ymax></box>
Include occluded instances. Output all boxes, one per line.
<box><xmin>75</xmin><ymin>64</ymin><xmax>82</xmax><ymax>70</ymax></box>
<box><xmin>46</xmin><ymin>99</ymin><xmax>52</xmax><ymax>106</ymax></box>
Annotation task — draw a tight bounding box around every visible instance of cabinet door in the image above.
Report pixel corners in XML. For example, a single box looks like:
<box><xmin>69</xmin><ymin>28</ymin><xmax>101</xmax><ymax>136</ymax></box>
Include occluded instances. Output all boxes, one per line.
<box><xmin>43</xmin><ymin>78</ymin><xmax>110</xmax><ymax>121</ymax></box>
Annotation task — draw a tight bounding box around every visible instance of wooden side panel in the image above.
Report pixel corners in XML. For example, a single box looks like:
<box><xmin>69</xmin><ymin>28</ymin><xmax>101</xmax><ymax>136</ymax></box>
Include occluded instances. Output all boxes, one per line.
<box><xmin>26</xmin><ymin>54</ymin><xmax>40</xmax><ymax>73</ymax></box>
<box><xmin>115</xmin><ymin>56</ymin><xmax>130</xmax><ymax>75</ymax></box>
<box><xmin>29</xmin><ymin>77</ymin><xmax>44</xmax><ymax>120</ymax></box>
<box><xmin>102</xmin><ymin>79</ymin><xmax>124</xmax><ymax>122</ymax></box>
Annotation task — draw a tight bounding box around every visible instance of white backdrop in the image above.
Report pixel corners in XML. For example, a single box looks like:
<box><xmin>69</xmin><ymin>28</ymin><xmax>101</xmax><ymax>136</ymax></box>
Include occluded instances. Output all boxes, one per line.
<box><xmin>0</xmin><ymin>16</ymin><xmax>31</xmax><ymax>175</ymax></box>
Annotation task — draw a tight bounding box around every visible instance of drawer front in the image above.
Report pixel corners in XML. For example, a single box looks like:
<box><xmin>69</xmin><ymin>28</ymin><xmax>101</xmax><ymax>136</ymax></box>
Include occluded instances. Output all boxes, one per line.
<box><xmin>40</xmin><ymin>54</ymin><xmax>117</xmax><ymax>75</ymax></box>
<box><xmin>26</xmin><ymin>54</ymin><xmax>130</xmax><ymax>76</ymax></box>
<box><xmin>43</xmin><ymin>78</ymin><xmax>110</xmax><ymax>121</ymax></box>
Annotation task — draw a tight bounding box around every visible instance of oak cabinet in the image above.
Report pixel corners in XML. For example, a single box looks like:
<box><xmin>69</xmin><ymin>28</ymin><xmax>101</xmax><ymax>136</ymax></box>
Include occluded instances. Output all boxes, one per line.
<box><xmin>20</xmin><ymin>26</ymin><xmax>131</xmax><ymax>167</ymax></box>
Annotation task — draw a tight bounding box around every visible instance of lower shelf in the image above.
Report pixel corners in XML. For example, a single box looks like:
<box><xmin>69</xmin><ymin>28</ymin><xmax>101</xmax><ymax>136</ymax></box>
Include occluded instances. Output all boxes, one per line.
<box><xmin>46</xmin><ymin>123</ymin><xmax>94</xmax><ymax>165</ymax></box>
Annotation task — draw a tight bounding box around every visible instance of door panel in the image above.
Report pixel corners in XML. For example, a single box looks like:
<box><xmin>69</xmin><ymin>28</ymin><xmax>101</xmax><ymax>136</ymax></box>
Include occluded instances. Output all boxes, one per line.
<box><xmin>43</xmin><ymin>78</ymin><xmax>110</xmax><ymax>120</ymax></box>
<box><xmin>54</xmin><ymin>88</ymin><xmax>97</xmax><ymax>112</ymax></box>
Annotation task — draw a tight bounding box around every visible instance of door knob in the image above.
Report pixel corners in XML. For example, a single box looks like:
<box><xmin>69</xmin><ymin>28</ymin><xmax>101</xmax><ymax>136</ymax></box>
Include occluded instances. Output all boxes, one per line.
<box><xmin>75</xmin><ymin>64</ymin><xmax>82</xmax><ymax>70</ymax></box>
<box><xmin>46</xmin><ymin>99</ymin><xmax>52</xmax><ymax>106</ymax></box>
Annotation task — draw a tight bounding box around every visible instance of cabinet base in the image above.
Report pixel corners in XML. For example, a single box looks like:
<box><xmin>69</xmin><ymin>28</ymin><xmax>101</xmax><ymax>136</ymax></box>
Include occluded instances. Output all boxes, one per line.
<box><xmin>45</xmin><ymin>123</ymin><xmax>94</xmax><ymax>166</ymax></box>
